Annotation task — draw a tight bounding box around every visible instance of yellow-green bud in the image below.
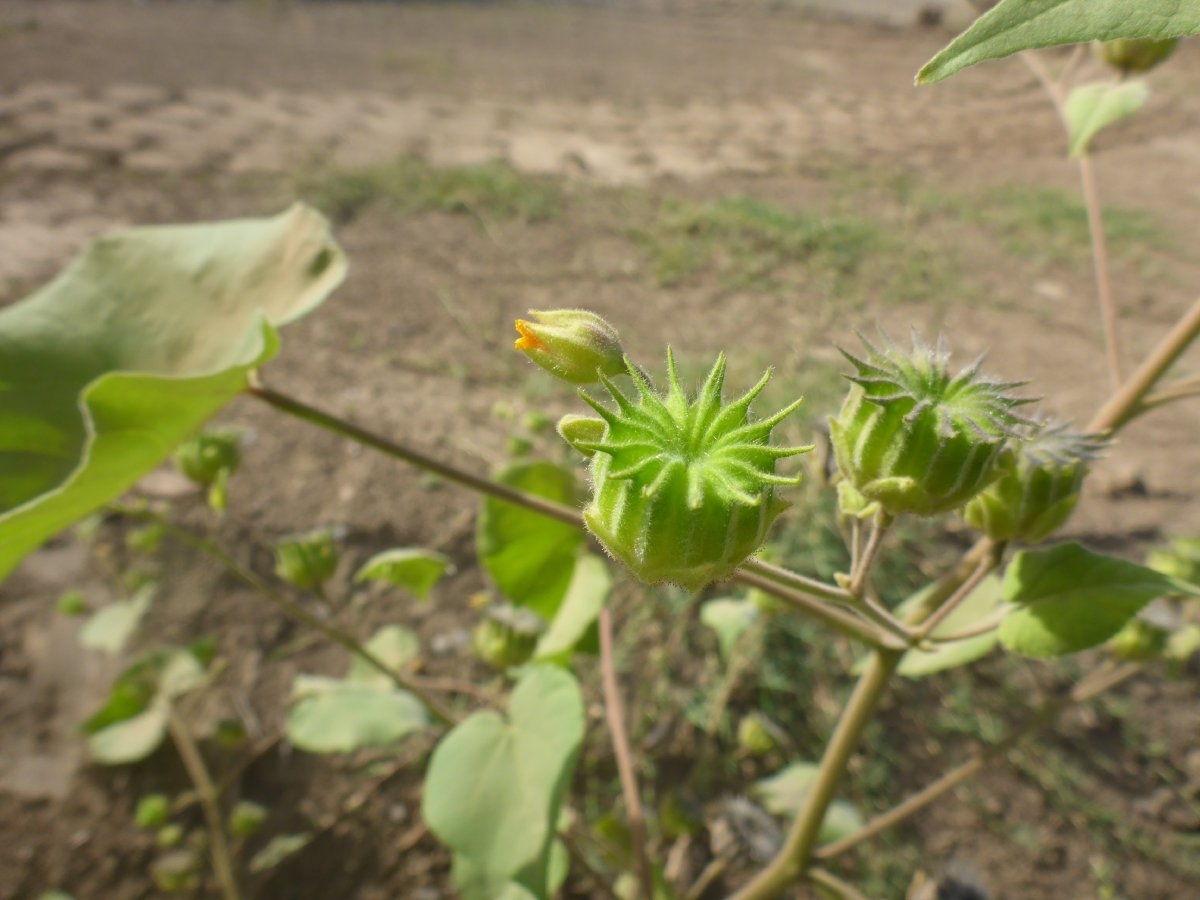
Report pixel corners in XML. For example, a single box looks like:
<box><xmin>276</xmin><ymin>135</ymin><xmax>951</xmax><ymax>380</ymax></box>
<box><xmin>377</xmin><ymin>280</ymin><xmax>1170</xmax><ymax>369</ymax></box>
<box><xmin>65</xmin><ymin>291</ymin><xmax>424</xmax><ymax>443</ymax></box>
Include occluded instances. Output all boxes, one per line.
<box><xmin>471</xmin><ymin>604</ymin><xmax>546</xmax><ymax>670</ymax></box>
<box><xmin>1095</xmin><ymin>38</ymin><xmax>1179</xmax><ymax>74</ymax></box>
<box><xmin>273</xmin><ymin>528</ymin><xmax>339</xmax><ymax>590</ymax></box>
<box><xmin>964</xmin><ymin>421</ymin><xmax>1104</xmax><ymax>543</ymax></box>
<box><xmin>135</xmin><ymin>794</ymin><xmax>171</xmax><ymax>830</ymax></box>
<box><xmin>577</xmin><ymin>350</ymin><xmax>810</xmax><ymax>590</ymax></box>
<box><xmin>174</xmin><ymin>429</ymin><xmax>241</xmax><ymax>487</ymax></box>
<box><xmin>830</xmin><ymin>332</ymin><xmax>1031</xmax><ymax>518</ymax></box>
<box><xmin>514</xmin><ymin>309</ymin><xmax>627</xmax><ymax>384</ymax></box>
<box><xmin>737</xmin><ymin>713</ymin><xmax>779</xmax><ymax>757</ymax></box>
<box><xmin>228</xmin><ymin>801</ymin><xmax>268</xmax><ymax>839</ymax></box>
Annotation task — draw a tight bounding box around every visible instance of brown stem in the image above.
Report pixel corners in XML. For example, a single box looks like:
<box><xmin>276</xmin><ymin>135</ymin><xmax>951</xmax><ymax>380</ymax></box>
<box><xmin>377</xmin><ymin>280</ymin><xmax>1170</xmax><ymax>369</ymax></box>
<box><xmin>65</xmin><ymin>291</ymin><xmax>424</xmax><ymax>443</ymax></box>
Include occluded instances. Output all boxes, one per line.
<box><xmin>598</xmin><ymin>607</ymin><xmax>655</xmax><ymax>900</ymax></box>
<box><xmin>168</xmin><ymin>713</ymin><xmax>241</xmax><ymax>900</ymax></box>
<box><xmin>813</xmin><ymin>662</ymin><xmax>1139</xmax><ymax>861</ymax></box>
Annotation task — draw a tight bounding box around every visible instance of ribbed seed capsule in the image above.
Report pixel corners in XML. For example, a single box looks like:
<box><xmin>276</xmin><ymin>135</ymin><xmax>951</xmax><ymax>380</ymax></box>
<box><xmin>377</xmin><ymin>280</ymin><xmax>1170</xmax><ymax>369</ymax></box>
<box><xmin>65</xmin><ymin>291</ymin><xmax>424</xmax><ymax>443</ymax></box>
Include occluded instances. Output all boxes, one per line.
<box><xmin>964</xmin><ymin>421</ymin><xmax>1105</xmax><ymax>543</ymax></box>
<box><xmin>1095</xmin><ymin>38</ymin><xmax>1179</xmax><ymax>74</ymax></box>
<box><xmin>575</xmin><ymin>350</ymin><xmax>810</xmax><ymax>590</ymax></box>
<box><xmin>830</xmin><ymin>332</ymin><xmax>1032</xmax><ymax>518</ymax></box>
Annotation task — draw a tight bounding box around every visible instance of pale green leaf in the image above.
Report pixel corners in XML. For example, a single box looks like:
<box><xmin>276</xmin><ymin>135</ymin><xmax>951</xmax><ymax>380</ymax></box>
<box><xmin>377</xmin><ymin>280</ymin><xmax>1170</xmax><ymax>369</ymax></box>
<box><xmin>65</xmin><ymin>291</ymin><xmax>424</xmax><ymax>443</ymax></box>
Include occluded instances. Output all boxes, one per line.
<box><xmin>424</xmin><ymin>666</ymin><xmax>584</xmax><ymax>898</ymax></box>
<box><xmin>354</xmin><ymin>548</ymin><xmax>454</xmax><ymax>600</ymax></box>
<box><xmin>248</xmin><ymin>832</ymin><xmax>313</xmax><ymax>874</ymax></box>
<box><xmin>1065</xmin><ymin>80</ymin><xmax>1149</xmax><ymax>156</ymax></box>
<box><xmin>896</xmin><ymin>575</ymin><xmax>1007</xmax><ymax>678</ymax></box>
<box><xmin>999</xmin><ymin>542</ymin><xmax>1200</xmax><ymax>658</ymax></box>
<box><xmin>918</xmin><ymin>0</ymin><xmax>1200</xmax><ymax>84</ymax></box>
<box><xmin>347</xmin><ymin>625</ymin><xmax>421</xmax><ymax>686</ymax></box>
<box><xmin>87</xmin><ymin>704</ymin><xmax>168</xmax><ymax>764</ymax></box>
<box><xmin>79</xmin><ymin>585</ymin><xmax>154</xmax><ymax>655</ymax></box>
<box><xmin>700</xmin><ymin>597</ymin><xmax>760</xmax><ymax>661</ymax></box>
<box><xmin>535</xmin><ymin>553</ymin><xmax>611</xmax><ymax>662</ymax></box>
<box><xmin>753</xmin><ymin>763</ymin><xmax>865</xmax><ymax>844</ymax></box>
<box><xmin>477</xmin><ymin>462</ymin><xmax>583</xmax><ymax>619</ymax></box>
<box><xmin>285</xmin><ymin>681</ymin><xmax>428</xmax><ymax>754</ymax></box>
<box><xmin>0</xmin><ymin>204</ymin><xmax>345</xmax><ymax>583</ymax></box>
<box><xmin>157</xmin><ymin>649</ymin><xmax>206</xmax><ymax>699</ymax></box>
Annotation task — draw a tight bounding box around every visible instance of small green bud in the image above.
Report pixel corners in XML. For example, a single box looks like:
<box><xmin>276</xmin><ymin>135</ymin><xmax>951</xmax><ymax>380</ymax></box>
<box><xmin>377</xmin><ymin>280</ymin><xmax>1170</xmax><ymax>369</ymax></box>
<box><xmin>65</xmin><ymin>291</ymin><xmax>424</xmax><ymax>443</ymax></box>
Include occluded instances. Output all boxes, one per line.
<box><xmin>471</xmin><ymin>604</ymin><xmax>546</xmax><ymax>670</ymax></box>
<box><xmin>151</xmin><ymin>849</ymin><xmax>198</xmax><ymax>892</ymax></box>
<box><xmin>156</xmin><ymin>823</ymin><xmax>185</xmax><ymax>849</ymax></box>
<box><xmin>556</xmin><ymin>414</ymin><xmax>606</xmax><ymax>456</ymax></box>
<box><xmin>174</xmin><ymin>429</ymin><xmax>241</xmax><ymax>488</ymax></box>
<box><xmin>577</xmin><ymin>351</ymin><xmax>810</xmax><ymax>590</ymax></box>
<box><xmin>1095</xmin><ymin>38</ymin><xmax>1179</xmax><ymax>74</ymax></box>
<box><xmin>964</xmin><ymin>421</ymin><xmax>1105</xmax><ymax>543</ymax></box>
<box><xmin>135</xmin><ymin>793</ymin><xmax>171</xmax><ymax>830</ymax></box>
<box><xmin>56</xmin><ymin>590</ymin><xmax>87</xmax><ymax>617</ymax></box>
<box><xmin>273</xmin><ymin>528</ymin><xmax>339</xmax><ymax>590</ymax></box>
<box><xmin>228</xmin><ymin>800</ymin><xmax>269</xmax><ymax>839</ymax></box>
<box><xmin>737</xmin><ymin>713</ymin><xmax>779</xmax><ymax>757</ymax></box>
<box><xmin>830</xmin><ymin>332</ymin><xmax>1031</xmax><ymax>518</ymax></box>
<box><xmin>514</xmin><ymin>309</ymin><xmax>627</xmax><ymax>384</ymax></box>
<box><xmin>1107</xmin><ymin>617</ymin><xmax>1169</xmax><ymax>662</ymax></box>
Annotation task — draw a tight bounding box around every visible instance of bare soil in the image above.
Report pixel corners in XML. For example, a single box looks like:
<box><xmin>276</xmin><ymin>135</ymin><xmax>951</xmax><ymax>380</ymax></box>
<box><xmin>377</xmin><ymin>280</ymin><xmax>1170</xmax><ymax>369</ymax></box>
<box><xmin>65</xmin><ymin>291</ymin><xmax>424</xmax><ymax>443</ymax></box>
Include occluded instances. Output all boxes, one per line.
<box><xmin>1</xmin><ymin>2</ymin><xmax>1199</xmax><ymax>899</ymax></box>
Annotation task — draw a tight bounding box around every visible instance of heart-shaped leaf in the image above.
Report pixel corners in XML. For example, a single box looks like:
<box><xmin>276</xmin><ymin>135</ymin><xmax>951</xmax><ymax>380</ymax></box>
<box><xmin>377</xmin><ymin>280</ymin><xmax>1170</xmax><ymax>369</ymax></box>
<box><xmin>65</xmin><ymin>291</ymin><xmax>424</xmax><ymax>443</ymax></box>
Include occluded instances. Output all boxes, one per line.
<box><xmin>0</xmin><ymin>204</ymin><xmax>345</xmax><ymax>583</ymax></box>
<box><xmin>477</xmin><ymin>462</ymin><xmax>583</xmax><ymax>619</ymax></box>
<box><xmin>999</xmin><ymin>542</ymin><xmax>1200</xmax><ymax>658</ymax></box>
<box><xmin>918</xmin><ymin>0</ymin><xmax>1200</xmax><ymax>85</ymax></box>
<box><xmin>1065</xmin><ymin>80</ymin><xmax>1149</xmax><ymax>156</ymax></box>
<box><xmin>354</xmin><ymin>548</ymin><xmax>454</xmax><ymax>600</ymax></box>
<box><xmin>423</xmin><ymin>665</ymin><xmax>584</xmax><ymax>899</ymax></box>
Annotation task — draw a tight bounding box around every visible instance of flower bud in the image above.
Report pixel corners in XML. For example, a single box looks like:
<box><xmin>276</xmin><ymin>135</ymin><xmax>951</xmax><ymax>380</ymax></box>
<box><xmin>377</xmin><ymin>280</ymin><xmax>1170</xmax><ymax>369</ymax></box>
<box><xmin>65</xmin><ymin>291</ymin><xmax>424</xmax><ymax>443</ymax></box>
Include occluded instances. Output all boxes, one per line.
<box><xmin>228</xmin><ymin>801</ymin><xmax>268</xmax><ymax>839</ymax></box>
<box><xmin>135</xmin><ymin>794</ymin><xmax>171</xmax><ymax>830</ymax></box>
<box><xmin>577</xmin><ymin>351</ymin><xmax>810</xmax><ymax>590</ymax></box>
<box><xmin>174</xmin><ymin>429</ymin><xmax>241</xmax><ymax>488</ymax></box>
<box><xmin>514</xmin><ymin>309</ymin><xmax>627</xmax><ymax>384</ymax></box>
<box><xmin>829</xmin><ymin>332</ymin><xmax>1031</xmax><ymax>518</ymax></box>
<box><xmin>1095</xmin><ymin>38</ymin><xmax>1179</xmax><ymax>74</ymax></box>
<box><xmin>737</xmin><ymin>713</ymin><xmax>779</xmax><ymax>757</ymax></box>
<box><xmin>964</xmin><ymin>421</ymin><xmax>1103</xmax><ymax>543</ymax></box>
<box><xmin>273</xmin><ymin>528</ymin><xmax>339</xmax><ymax>590</ymax></box>
<box><xmin>556</xmin><ymin>414</ymin><xmax>606</xmax><ymax>456</ymax></box>
<box><xmin>471</xmin><ymin>603</ymin><xmax>546</xmax><ymax>670</ymax></box>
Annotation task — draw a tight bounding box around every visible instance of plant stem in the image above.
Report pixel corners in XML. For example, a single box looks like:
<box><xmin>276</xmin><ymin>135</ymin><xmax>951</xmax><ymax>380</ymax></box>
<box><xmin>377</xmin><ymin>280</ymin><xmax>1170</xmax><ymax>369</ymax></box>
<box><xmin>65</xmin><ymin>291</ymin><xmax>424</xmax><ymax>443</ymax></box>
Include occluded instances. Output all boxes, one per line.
<box><xmin>912</xmin><ymin>552</ymin><xmax>997</xmax><ymax>643</ymax></box>
<box><xmin>598</xmin><ymin>606</ymin><xmax>655</xmax><ymax>900</ymax></box>
<box><xmin>168</xmin><ymin>713</ymin><xmax>241</xmax><ymax>900</ymax></box>
<box><xmin>110</xmin><ymin>504</ymin><xmax>459</xmax><ymax>725</ymax></box>
<box><xmin>813</xmin><ymin>661</ymin><xmax>1139</xmax><ymax>861</ymax></box>
<box><xmin>729</xmin><ymin>648</ymin><xmax>904</xmax><ymax>899</ymax></box>
<box><xmin>807</xmin><ymin>866</ymin><xmax>870</xmax><ymax>900</ymax></box>
<box><xmin>848</xmin><ymin>514</ymin><xmax>889</xmax><ymax>598</ymax></box>
<box><xmin>1136</xmin><ymin>373</ymin><xmax>1200</xmax><ymax>414</ymax></box>
<box><xmin>741</xmin><ymin>558</ymin><xmax>853</xmax><ymax>606</ymax></box>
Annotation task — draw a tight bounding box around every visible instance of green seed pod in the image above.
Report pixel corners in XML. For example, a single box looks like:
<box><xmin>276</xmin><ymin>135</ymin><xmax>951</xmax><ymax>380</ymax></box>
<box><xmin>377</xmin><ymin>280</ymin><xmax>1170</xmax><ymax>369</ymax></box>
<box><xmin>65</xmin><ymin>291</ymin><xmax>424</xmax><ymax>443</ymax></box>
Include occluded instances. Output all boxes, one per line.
<box><xmin>514</xmin><ymin>309</ymin><xmax>627</xmax><ymax>384</ymax></box>
<box><xmin>273</xmin><ymin>528</ymin><xmax>339</xmax><ymax>590</ymax></box>
<box><xmin>829</xmin><ymin>332</ymin><xmax>1031</xmax><ymax>518</ymax></box>
<box><xmin>135</xmin><ymin>793</ymin><xmax>171</xmax><ymax>830</ymax></box>
<box><xmin>471</xmin><ymin>603</ymin><xmax>546</xmax><ymax>670</ymax></box>
<box><xmin>228</xmin><ymin>801</ymin><xmax>268</xmax><ymax>839</ymax></box>
<box><xmin>576</xmin><ymin>351</ymin><xmax>810</xmax><ymax>590</ymax></box>
<box><xmin>964</xmin><ymin>421</ymin><xmax>1105</xmax><ymax>543</ymax></box>
<box><xmin>1095</xmin><ymin>38</ymin><xmax>1179</xmax><ymax>74</ymax></box>
<box><xmin>174</xmin><ymin>429</ymin><xmax>241</xmax><ymax>488</ymax></box>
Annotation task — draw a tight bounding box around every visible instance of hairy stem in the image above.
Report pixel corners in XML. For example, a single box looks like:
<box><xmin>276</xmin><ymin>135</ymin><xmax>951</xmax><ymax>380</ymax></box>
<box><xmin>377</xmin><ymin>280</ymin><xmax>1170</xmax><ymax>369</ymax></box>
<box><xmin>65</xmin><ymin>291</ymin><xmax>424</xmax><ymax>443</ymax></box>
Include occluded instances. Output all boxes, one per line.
<box><xmin>814</xmin><ymin>662</ymin><xmax>1139</xmax><ymax>861</ymax></box>
<box><xmin>729</xmin><ymin>648</ymin><xmax>904</xmax><ymax>899</ymax></box>
<box><xmin>912</xmin><ymin>550</ymin><xmax>999</xmax><ymax>643</ymax></box>
<box><xmin>734</xmin><ymin>569</ymin><xmax>896</xmax><ymax>649</ymax></box>
<box><xmin>168</xmin><ymin>713</ymin><xmax>241</xmax><ymax>900</ymax></box>
<box><xmin>598</xmin><ymin>607</ymin><xmax>655</xmax><ymax>900</ymax></box>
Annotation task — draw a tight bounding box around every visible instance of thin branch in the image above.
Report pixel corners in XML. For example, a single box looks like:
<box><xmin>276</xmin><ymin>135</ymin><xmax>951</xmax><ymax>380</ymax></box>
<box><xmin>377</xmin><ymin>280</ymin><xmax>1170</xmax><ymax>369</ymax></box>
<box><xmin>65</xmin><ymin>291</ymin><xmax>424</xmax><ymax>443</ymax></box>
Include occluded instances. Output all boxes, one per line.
<box><xmin>168</xmin><ymin>713</ymin><xmax>241</xmax><ymax>900</ymax></box>
<box><xmin>813</xmin><ymin>662</ymin><xmax>1140</xmax><ymax>861</ymax></box>
<box><xmin>598</xmin><ymin>607</ymin><xmax>655</xmax><ymax>900</ymax></box>
<box><xmin>1132</xmin><ymin>373</ymin><xmax>1200</xmax><ymax>416</ymax></box>
<box><xmin>912</xmin><ymin>552</ymin><xmax>996</xmax><ymax>643</ymax></box>
<box><xmin>808</xmin><ymin>866</ymin><xmax>871</xmax><ymax>900</ymax></box>
<box><xmin>109</xmin><ymin>504</ymin><xmax>459</xmax><ymax>725</ymax></box>
<box><xmin>847</xmin><ymin>514</ymin><xmax>889</xmax><ymax>598</ymax></box>
<box><xmin>929</xmin><ymin>606</ymin><xmax>1009</xmax><ymax>644</ymax></box>
<box><xmin>741</xmin><ymin>558</ymin><xmax>854</xmax><ymax>606</ymax></box>
<box><xmin>735</xmin><ymin>569</ymin><xmax>898</xmax><ymax>650</ymax></box>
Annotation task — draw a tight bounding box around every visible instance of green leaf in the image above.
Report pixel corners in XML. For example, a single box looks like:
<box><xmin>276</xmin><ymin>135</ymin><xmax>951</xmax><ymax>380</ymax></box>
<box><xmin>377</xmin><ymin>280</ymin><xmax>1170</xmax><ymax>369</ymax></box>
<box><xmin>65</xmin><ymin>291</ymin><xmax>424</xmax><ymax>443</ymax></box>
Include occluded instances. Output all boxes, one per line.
<box><xmin>999</xmin><ymin>542</ymin><xmax>1200</xmax><ymax>658</ymax></box>
<box><xmin>248</xmin><ymin>832</ymin><xmax>313</xmax><ymax>874</ymax></box>
<box><xmin>918</xmin><ymin>0</ymin><xmax>1200</xmax><ymax>84</ymax></box>
<box><xmin>1065</xmin><ymin>80</ymin><xmax>1149</xmax><ymax>156</ymax></box>
<box><xmin>424</xmin><ymin>665</ymin><xmax>585</xmax><ymax>899</ymax></box>
<box><xmin>477</xmin><ymin>462</ymin><xmax>583</xmax><ymax>619</ymax></box>
<box><xmin>535</xmin><ymin>553</ymin><xmax>612</xmax><ymax>662</ymax></box>
<box><xmin>346</xmin><ymin>625</ymin><xmax>421</xmax><ymax>686</ymax></box>
<box><xmin>79</xmin><ymin>584</ymin><xmax>154</xmax><ymax>655</ymax></box>
<box><xmin>0</xmin><ymin>204</ymin><xmax>345</xmax><ymax>583</ymax></box>
<box><xmin>700</xmin><ymin>597</ymin><xmax>760</xmax><ymax>661</ymax></box>
<box><xmin>753</xmin><ymin>763</ymin><xmax>865</xmax><ymax>844</ymax></box>
<box><xmin>285</xmin><ymin>680</ymin><xmax>428</xmax><ymax>754</ymax></box>
<box><xmin>354</xmin><ymin>548</ymin><xmax>454</xmax><ymax>600</ymax></box>
<box><xmin>88</xmin><ymin>704</ymin><xmax>169</xmax><ymax>764</ymax></box>
<box><xmin>896</xmin><ymin>575</ymin><xmax>1007</xmax><ymax>678</ymax></box>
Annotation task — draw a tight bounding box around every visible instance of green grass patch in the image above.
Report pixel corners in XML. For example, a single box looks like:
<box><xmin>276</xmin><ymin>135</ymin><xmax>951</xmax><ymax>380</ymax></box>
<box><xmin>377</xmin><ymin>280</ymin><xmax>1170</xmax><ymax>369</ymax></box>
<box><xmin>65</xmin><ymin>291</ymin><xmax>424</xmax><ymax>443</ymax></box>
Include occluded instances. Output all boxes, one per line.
<box><xmin>298</xmin><ymin>157</ymin><xmax>562</xmax><ymax>224</ymax></box>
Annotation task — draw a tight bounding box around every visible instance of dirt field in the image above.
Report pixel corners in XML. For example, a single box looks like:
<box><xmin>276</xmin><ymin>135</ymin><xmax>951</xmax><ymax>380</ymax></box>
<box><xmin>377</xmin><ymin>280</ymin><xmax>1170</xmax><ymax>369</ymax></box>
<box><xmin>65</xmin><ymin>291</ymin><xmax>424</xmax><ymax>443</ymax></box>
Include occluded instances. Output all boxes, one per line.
<box><xmin>2</xmin><ymin>2</ymin><xmax>1199</xmax><ymax>898</ymax></box>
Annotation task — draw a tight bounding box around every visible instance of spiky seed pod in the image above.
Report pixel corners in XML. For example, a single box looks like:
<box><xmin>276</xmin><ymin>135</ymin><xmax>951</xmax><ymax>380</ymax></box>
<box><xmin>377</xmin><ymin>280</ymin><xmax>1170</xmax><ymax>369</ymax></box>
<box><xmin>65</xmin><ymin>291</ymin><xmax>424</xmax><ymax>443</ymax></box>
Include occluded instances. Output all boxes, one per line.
<box><xmin>964</xmin><ymin>421</ymin><xmax>1105</xmax><ymax>543</ymax></box>
<box><xmin>829</xmin><ymin>332</ymin><xmax>1032</xmax><ymax>518</ymax></box>
<box><xmin>575</xmin><ymin>351</ymin><xmax>810</xmax><ymax>590</ymax></box>
<box><xmin>1095</xmin><ymin>38</ymin><xmax>1179</xmax><ymax>74</ymax></box>
<box><xmin>471</xmin><ymin>603</ymin><xmax>546</xmax><ymax>670</ymax></box>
